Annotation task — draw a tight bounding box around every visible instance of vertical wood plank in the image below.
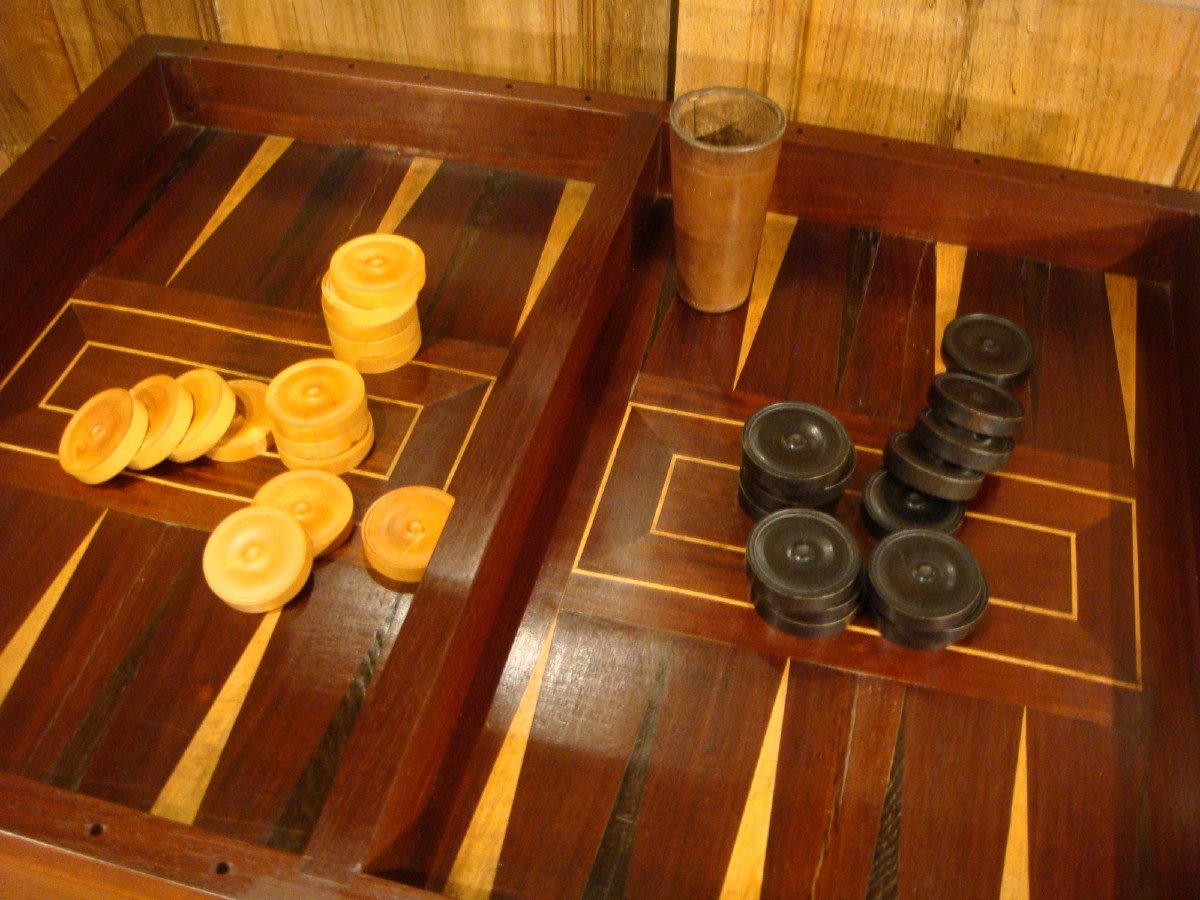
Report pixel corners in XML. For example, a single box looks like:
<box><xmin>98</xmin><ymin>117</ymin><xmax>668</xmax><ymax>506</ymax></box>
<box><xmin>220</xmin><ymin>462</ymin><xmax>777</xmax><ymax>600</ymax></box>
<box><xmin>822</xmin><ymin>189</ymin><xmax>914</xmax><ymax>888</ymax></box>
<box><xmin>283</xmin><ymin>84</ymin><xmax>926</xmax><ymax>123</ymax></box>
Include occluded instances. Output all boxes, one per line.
<box><xmin>168</xmin><ymin>135</ymin><xmax>293</xmax><ymax>282</ymax></box>
<box><xmin>0</xmin><ymin>0</ymin><xmax>84</xmax><ymax>164</ymax></box>
<box><xmin>376</xmin><ymin>156</ymin><xmax>443</xmax><ymax>235</ymax></box>
<box><xmin>896</xmin><ymin>690</ymin><xmax>1023</xmax><ymax>898</ymax></box>
<box><xmin>734</xmin><ymin>212</ymin><xmax>798</xmax><ymax>389</ymax></box>
<box><xmin>0</xmin><ymin>513</ymin><xmax>104</xmax><ymax>707</ymax></box>
<box><xmin>516</xmin><ymin>179</ymin><xmax>594</xmax><ymax>336</ymax></box>
<box><xmin>726</xmin><ymin>219</ymin><xmax>850</xmax><ymax>404</ymax></box>
<box><xmin>150</xmin><ymin>609</ymin><xmax>281</xmax><ymax>824</ymax></box>
<box><xmin>445</xmin><ymin>617</ymin><xmax>558</xmax><ymax>899</ymax></box>
<box><xmin>1105</xmin><ymin>273</ymin><xmax>1138</xmax><ymax>465</ymax></box>
<box><xmin>934</xmin><ymin>242</ymin><xmax>967</xmax><ymax>374</ymax></box>
<box><xmin>719</xmin><ymin>660</ymin><xmax>789</xmax><ymax>899</ymax></box>
<box><xmin>1026</xmin><ymin>710</ymin><xmax>1134</xmax><ymax>897</ymax></box>
<box><xmin>489</xmin><ymin>614</ymin><xmax>663</xmax><ymax>898</ymax></box>
<box><xmin>999</xmin><ymin>709</ymin><xmax>1030</xmax><ymax>899</ymax></box>
<box><xmin>673</xmin><ymin>0</ymin><xmax>1200</xmax><ymax>186</ymax></box>
<box><xmin>621</xmin><ymin>642</ymin><xmax>783</xmax><ymax>897</ymax></box>
<box><xmin>1031</xmin><ymin>264</ymin><xmax>1130</xmax><ymax>465</ymax></box>
<box><xmin>835</xmin><ymin>234</ymin><xmax>934</xmax><ymax>424</ymax></box>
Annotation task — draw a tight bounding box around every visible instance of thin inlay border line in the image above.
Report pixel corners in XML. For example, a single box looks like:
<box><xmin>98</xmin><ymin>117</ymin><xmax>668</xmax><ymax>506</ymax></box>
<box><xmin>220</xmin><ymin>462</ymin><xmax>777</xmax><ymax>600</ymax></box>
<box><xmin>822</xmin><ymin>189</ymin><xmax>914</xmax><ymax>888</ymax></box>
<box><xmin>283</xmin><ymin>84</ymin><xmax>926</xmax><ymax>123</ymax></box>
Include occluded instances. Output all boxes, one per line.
<box><xmin>35</xmin><ymin>342</ymin><xmax>422</xmax><ymax>483</ymax></box>
<box><xmin>570</xmin><ymin>402</ymin><xmax>1142</xmax><ymax>691</ymax></box>
<box><xmin>647</xmin><ymin>452</ymin><xmax>1079</xmax><ymax>621</ymax></box>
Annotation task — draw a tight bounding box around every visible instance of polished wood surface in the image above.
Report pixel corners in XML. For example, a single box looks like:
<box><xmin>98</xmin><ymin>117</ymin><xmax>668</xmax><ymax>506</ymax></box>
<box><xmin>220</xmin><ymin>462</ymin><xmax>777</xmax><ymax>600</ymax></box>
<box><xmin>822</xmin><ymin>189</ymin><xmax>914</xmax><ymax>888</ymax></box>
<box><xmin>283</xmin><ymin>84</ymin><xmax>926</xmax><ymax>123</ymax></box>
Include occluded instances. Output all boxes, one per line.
<box><xmin>5</xmin><ymin>1</ymin><xmax>1200</xmax><ymax>194</ymax></box>
<box><xmin>0</xmin><ymin>38</ymin><xmax>1198</xmax><ymax>896</ymax></box>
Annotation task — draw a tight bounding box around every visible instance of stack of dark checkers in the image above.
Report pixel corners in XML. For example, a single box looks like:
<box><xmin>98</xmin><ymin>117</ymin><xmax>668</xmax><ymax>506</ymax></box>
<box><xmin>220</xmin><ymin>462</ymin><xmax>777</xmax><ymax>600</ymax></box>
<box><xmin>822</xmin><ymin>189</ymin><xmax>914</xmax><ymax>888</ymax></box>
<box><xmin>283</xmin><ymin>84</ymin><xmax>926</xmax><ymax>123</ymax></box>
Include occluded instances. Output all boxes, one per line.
<box><xmin>854</xmin><ymin>312</ymin><xmax>1030</xmax><ymax>649</ymax></box>
<box><xmin>863</xmin><ymin>313</ymin><xmax>1032</xmax><ymax>535</ymax></box>
<box><xmin>866</xmin><ymin>530</ymin><xmax>989</xmax><ymax>649</ymax></box>
<box><xmin>739</xmin><ymin>401</ymin><xmax>856</xmax><ymax>520</ymax></box>
<box><xmin>746</xmin><ymin>509</ymin><xmax>863</xmax><ymax>637</ymax></box>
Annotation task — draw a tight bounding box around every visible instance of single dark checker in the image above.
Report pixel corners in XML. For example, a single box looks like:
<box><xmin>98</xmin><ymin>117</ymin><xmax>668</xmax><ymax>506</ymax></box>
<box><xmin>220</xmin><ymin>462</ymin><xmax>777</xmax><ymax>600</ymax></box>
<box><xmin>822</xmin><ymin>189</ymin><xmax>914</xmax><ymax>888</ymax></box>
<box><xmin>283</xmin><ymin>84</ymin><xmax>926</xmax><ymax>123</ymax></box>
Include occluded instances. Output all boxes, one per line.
<box><xmin>941</xmin><ymin>313</ymin><xmax>1034</xmax><ymax>388</ymax></box>
<box><xmin>928</xmin><ymin>372</ymin><xmax>1025</xmax><ymax>438</ymax></box>
<box><xmin>860</xmin><ymin>468</ymin><xmax>966</xmax><ymax>537</ymax></box>
<box><xmin>883</xmin><ymin>430</ymin><xmax>984</xmax><ymax>501</ymax></box>
<box><xmin>746</xmin><ymin>509</ymin><xmax>862</xmax><ymax>637</ymax></box>
<box><xmin>866</xmin><ymin>529</ymin><xmax>989</xmax><ymax>649</ymax></box>
<box><xmin>741</xmin><ymin>402</ymin><xmax>853</xmax><ymax>497</ymax></box>
<box><xmin>912</xmin><ymin>406</ymin><xmax>1013</xmax><ymax>472</ymax></box>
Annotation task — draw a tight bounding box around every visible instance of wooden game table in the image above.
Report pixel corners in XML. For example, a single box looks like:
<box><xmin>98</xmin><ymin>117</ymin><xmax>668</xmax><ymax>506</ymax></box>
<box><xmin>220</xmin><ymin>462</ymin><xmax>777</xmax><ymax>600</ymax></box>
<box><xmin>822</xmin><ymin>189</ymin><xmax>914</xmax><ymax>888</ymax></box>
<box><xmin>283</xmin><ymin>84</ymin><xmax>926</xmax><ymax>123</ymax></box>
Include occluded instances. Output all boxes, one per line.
<box><xmin>0</xmin><ymin>37</ymin><xmax>1197</xmax><ymax>897</ymax></box>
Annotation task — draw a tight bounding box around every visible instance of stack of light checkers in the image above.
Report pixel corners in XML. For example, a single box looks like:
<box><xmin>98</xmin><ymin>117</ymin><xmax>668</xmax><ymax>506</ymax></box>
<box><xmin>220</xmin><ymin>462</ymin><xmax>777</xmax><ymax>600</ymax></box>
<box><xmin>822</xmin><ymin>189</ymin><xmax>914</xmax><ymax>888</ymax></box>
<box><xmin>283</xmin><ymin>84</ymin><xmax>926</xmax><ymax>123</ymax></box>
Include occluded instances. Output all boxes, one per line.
<box><xmin>865</xmin><ymin>530</ymin><xmax>988</xmax><ymax>649</ymax></box>
<box><xmin>203</xmin><ymin>469</ymin><xmax>354</xmax><ymax>613</ymax></box>
<box><xmin>266</xmin><ymin>358</ymin><xmax>374</xmax><ymax>475</ymax></box>
<box><xmin>321</xmin><ymin>233</ymin><xmax>424</xmax><ymax>374</ymax></box>
<box><xmin>746</xmin><ymin>509</ymin><xmax>863</xmax><ymax>637</ymax></box>
<box><xmin>58</xmin><ymin>368</ymin><xmax>273</xmax><ymax>484</ymax></box>
<box><xmin>362</xmin><ymin>486</ymin><xmax>455</xmax><ymax>583</ymax></box>
<box><xmin>738</xmin><ymin>402</ymin><xmax>856</xmax><ymax>520</ymax></box>
<box><xmin>863</xmin><ymin>314</ymin><xmax>1032</xmax><ymax>535</ymax></box>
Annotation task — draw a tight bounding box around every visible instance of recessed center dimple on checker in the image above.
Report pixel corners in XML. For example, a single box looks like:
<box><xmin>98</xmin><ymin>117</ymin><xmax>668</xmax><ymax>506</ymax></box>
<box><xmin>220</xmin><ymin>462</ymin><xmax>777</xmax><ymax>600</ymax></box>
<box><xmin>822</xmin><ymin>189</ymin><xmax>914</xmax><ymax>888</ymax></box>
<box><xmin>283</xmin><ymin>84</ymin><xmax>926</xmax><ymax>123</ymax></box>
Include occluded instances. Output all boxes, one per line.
<box><xmin>783</xmin><ymin>432</ymin><xmax>809</xmax><ymax>452</ymax></box>
<box><xmin>787</xmin><ymin>539</ymin><xmax>816</xmax><ymax>564</ymax></box>
<box><xmin>913</xmin><ymin>562</ymin><xmax>937</xmax><ymax>585</ymax></box>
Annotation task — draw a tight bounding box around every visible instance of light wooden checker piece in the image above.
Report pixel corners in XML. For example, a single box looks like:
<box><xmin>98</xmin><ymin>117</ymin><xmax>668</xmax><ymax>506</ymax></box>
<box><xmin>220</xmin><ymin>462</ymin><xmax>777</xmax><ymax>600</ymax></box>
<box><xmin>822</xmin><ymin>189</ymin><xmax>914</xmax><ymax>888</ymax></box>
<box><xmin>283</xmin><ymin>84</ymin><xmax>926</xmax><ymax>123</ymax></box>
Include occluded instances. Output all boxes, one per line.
<box><xmin>322</xmin><ymin>271</ymin><xmax>419</xmax><ymax>338</ymax></box>
<box><xmin>328</xmin><ymin>320</ymin><xmax>421</xmax><ymax>359</ymax></box>
<box><xmin>207</xmin><ymin>379</ymin><xmax>273</xmax><ymax>463</ymax></box>
<box><xmin>329</xmin><ymin>233</ymin><xmax>425</xmax><ymax>309</ymax></box>
<box><xmin>362</xmin><ymin>486</ymin><xmax>454</xmax><ymax>582</ymax></box>
<box><xmin>274</xmin><ymin>411</ymin><xmax>371</xmax><ymax>461</ymax></box>
<box><xmin>266</xmin><ymin>357</ymin><xmax>368</xmax><ymax>443</ymax></box>
<box><xmin>253</xmin><ymin>469</ymin><xmax>354</xmax><ymax>557</ymax></box>
<box><xmin>170</xmin><ymin>368</ymin><xmax>237</xmax><ymax>463</ymax></box>
<box><xmin>128</xmin><ymin>374</ymin><xmax>193</xmax><ymax>471</ymax></box>
<box><xmin>203</xmin><ymin>506</ymin><xmax>314</xmax><ymax>613</ymax></box>
<box><xmin>279</xmin><ymin>418</ymin><xmax>375</xmax><ymax>474</ymax></box>
<box><xmin>58</xmin><ymin>387</ymin><xmax>149</xmax><ymax>484</ymax></box>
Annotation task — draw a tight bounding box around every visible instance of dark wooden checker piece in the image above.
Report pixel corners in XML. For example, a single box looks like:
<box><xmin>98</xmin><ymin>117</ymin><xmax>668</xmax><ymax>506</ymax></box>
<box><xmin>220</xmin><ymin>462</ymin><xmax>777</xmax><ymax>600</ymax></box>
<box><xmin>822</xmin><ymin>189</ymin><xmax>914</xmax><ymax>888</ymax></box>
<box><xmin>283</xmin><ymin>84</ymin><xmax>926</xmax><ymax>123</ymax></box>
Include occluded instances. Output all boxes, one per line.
<box><xmin>928</xmin><ymin>372</ymin><xmax>1025</xmax><ymax>438</ymax></box>
<box><xmin>860</xmin><ymin>467</ymin><xmax>966</xmax><ymax>537</ymax></box>
<box><xmin>752</xmin><ymin>594</ymin><xmax>861</xmax><ymax>638</ymax></box>
<box><xmin>745</xmin><ymin>508</ymin><xmax>862</xmax><ymax>620</ymax></box>
<box><xmin>941</xmin><ymin>313</ymin><xmax>1034</xmax><ymax>388</ymax></box>
<box><xmin>741</xmin><ymin>401</ymin><xmax>853</xmax><ymax>498</ymax></box>
<box><xmin>873</xmin><ymin>585</ymin><xmax>988</xmax><ymax>650</ymax></box>
<box><xmin>866</xmin><ymin>529</ymin><xmax>987</xmax><ymax>633</ymax></box>
<box><xmin>912</xmin><ymin>406</ymin><xmax>1013</xmax><ymax>473</ymax></box>
<box><xmin>737</xmin><ymin>467</ymin><xmax>844</xmax><ymax>521</ymax></box>
<box><xmin>883</xmin><ymin>430</ymin><xmax>985</xmax><ymax>501</ymax></box>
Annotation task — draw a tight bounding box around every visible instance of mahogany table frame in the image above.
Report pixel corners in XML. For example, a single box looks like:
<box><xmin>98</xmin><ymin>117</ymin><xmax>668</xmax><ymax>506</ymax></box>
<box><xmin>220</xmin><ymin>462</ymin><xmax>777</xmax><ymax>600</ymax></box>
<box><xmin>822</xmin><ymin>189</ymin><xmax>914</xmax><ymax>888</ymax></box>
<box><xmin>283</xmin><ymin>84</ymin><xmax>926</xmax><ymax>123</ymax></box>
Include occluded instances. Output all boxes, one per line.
<box><xmin>1</xmin><ymin>36</ymin><xmax>1198</xmax><ymax>896</ymax></box>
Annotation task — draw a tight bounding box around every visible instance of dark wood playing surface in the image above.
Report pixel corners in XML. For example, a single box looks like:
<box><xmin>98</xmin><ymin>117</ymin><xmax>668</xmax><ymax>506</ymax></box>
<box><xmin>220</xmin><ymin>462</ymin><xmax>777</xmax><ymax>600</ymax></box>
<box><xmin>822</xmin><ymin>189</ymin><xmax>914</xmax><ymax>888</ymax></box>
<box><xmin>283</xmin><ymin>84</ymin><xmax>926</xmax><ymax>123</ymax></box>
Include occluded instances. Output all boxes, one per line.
<box><xmin>0</xmin><ymin>37</ymin><xmax>1198</xmax><ymax>898</ymax></box>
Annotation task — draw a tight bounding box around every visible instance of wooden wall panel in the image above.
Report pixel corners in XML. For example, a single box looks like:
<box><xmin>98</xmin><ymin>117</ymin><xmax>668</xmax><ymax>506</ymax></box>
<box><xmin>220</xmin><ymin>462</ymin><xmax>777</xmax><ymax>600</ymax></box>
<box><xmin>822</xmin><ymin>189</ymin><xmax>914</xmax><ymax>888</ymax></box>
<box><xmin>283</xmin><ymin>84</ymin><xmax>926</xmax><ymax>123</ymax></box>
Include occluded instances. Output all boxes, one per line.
<box><xmin>3</xmin><ymin>1</ymin><xmax>1200</xmax><ymax>190</ymax></box>
<box><xmin>675</xmin><ymin>0</ymin><xmax>1200</xmax><ymax>189</ymax></box>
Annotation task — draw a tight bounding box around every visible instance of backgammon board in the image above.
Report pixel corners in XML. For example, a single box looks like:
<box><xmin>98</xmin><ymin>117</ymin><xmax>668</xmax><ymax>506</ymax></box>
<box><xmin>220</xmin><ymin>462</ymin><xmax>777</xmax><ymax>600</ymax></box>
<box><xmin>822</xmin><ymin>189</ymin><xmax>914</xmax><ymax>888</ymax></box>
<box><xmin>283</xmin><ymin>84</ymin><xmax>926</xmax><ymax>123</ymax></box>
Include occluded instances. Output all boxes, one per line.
<box><xmin>0</xmin><ymin>37</ymin><xmax>1197</xmax><ymax>897</ymax></box>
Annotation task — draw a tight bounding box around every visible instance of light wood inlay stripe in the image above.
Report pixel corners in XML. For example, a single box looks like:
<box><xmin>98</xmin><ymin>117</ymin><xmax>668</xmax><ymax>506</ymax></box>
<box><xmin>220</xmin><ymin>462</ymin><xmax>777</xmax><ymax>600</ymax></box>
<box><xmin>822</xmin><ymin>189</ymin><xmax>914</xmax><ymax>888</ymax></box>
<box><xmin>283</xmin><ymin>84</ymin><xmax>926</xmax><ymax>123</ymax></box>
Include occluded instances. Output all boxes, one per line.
<box><xmin>1104</xmin><ymin>273</ymin><xmax>1138</xmax><ymax>465</ymax></box>
<box><xmin>168</xmin><ymin>135</ymin><xmax>293</xmax><ymax>283</ymax></box>
<box><xmin>1000</xmin><ymin>708</ymin><xmax>1029</xmax><ymax>899</ymax></box>
<box><xmin>0</xmin><ymin>512</ymin><xmax>106</xmax><ymax>708</ymax></box>
<box><xmin>515</xmin><ymin>180</ymin><xmax>594</xmax><ymax>336</ymax></box>
<box><xmin>934</xmin><ymin>243</ymin><xmax>967</xmax><ymax>374</ymax></box>
<box><xmin>377</xmin><ymin>156</ymin><xmax>443</xmax><ymax>234</ymax></box>
<box><xmin>734</xmin><ymin>212</ymin><xmax>798</xmax><ymax>388</ymax></box>
<box><xmin>445</xmin><ymin>616</ymin><xmax>559</xmax><ymax>899</ymax></box>
<box><xmin>719</xmin><ymin>659</ymin><xmax>789</xmax><ymax>899</ymax></box>
<box><xmin>151</xmin><ymin>609</ymin><xmax>281</xmax><ymax>824</ymax></box>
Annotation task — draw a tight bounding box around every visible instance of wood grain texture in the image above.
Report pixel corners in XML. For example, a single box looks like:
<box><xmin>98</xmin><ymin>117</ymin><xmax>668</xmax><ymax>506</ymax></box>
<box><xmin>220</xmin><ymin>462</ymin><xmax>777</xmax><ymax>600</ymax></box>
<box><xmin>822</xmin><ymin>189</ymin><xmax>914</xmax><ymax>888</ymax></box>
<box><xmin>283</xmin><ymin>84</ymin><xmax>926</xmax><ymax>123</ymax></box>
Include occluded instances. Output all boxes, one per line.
<box><xmin>215</xmin><ymin>0</ymin><xmax>669</xmax><ymax>99</ymax></box>
<box><xmin>675</xmin><ymin>0</ymin><xmax>1200</xmax><ymax>188</ymax></box>
<box><xmin>2</xmin><ymin>38</ymin><xmax>1199</xmax><ymax>897</ymax></box>
<box><xmin>150</xmin><ymin>610</ymin><xmax>281</xmax><ymax>824</ymax></box>
<box><xmin>443</xmin><ymin>617</ymin><xmax>557</xmax><ymax>899</ymax></box>
<box><xmin>7</xmin><ymin>0</ymin><xmax>1200</xmax><ymax>197</ymax></box>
